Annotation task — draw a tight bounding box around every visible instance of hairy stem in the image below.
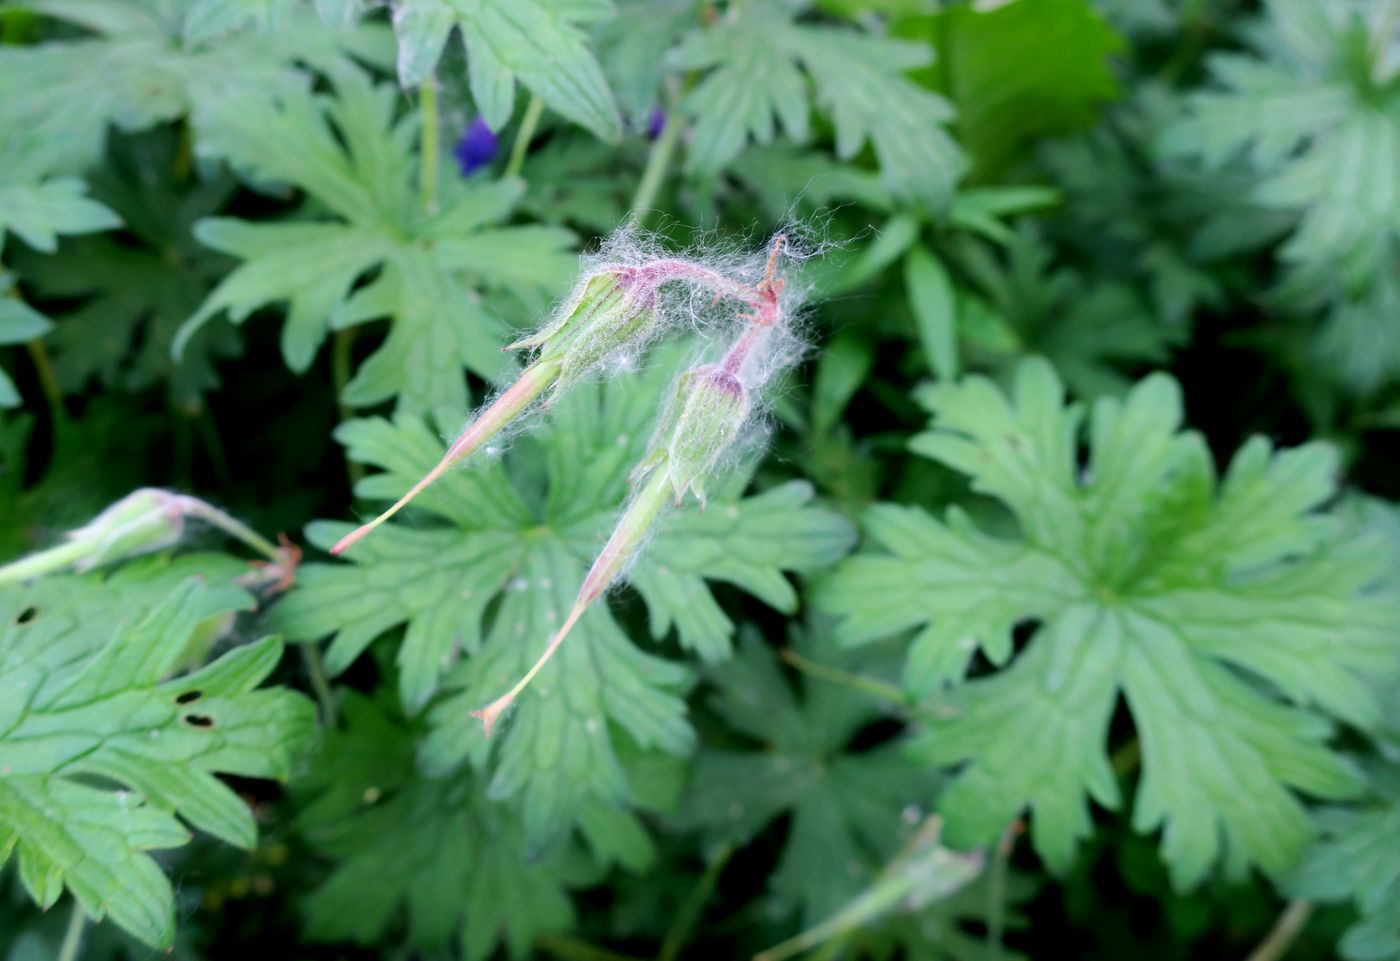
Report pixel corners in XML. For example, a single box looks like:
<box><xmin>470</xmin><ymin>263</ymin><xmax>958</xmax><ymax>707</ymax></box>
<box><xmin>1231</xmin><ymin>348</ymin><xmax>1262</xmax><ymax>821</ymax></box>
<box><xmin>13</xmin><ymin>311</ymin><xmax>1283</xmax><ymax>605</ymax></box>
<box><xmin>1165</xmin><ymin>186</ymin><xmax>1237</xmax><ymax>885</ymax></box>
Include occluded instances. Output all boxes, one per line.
<box><xmin>0</xmin><ymin>537</ymin><xmax>91</xmax><ymax>585</ymax></box>
<box><xmin>779</xmin><ymin>647</ymin><xmax>910</xmax><ymax>708</ymax></box>
<box><xmin>505</xmin><ymin>95</ymin><xmax>544</xmax><ymax>179</ymax></box>
<box><xmin>420</xmin><ymin>75</ymin><xmax>439</xmax><ymax>213</ymax></box>
<box><xmin>332</xmin><ymin>328</ymin><xmax>364</xmax><ymax>486</ymax></box>
<box><xmin>25</xmin><ymin>337</ymin><xmax>63</xmax><ymax>417</ymax></box>
<box><xmin>1244</xmin><ymin>900</ymin><xmax>1315</xmax><ymax>961</ymax></box>
<box><xmin>180</xmin><ymin>499</ymin><xmax>283</xmax><ymax>563</ymax></box>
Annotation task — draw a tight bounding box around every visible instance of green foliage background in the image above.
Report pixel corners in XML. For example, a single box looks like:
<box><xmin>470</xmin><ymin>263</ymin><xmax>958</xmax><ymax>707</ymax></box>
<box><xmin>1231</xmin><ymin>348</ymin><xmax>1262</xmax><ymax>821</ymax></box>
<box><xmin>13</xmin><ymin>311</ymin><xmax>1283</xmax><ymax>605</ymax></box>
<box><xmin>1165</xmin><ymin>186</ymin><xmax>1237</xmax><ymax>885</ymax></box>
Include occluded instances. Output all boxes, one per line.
<box><xmin>1</xmin><ymin>1</ymin><xmax>1399</xmax><ymax>959</ymax></box>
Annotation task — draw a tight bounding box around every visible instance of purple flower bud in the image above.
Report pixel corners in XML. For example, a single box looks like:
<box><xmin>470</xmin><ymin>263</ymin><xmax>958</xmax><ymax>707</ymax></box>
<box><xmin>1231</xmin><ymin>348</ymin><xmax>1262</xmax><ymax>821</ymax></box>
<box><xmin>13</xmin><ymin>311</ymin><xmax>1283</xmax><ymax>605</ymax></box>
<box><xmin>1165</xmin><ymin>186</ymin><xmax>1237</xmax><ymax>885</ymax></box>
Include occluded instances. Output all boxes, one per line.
<box><xmin>454</xmin><ymin>116</ymin><xmax>498</xmax><ymax>176</ymax></box>
<box><xmin>647</xmin><ymin>106</ymin><xmax>666</xmax><ymax>140</ymax></box>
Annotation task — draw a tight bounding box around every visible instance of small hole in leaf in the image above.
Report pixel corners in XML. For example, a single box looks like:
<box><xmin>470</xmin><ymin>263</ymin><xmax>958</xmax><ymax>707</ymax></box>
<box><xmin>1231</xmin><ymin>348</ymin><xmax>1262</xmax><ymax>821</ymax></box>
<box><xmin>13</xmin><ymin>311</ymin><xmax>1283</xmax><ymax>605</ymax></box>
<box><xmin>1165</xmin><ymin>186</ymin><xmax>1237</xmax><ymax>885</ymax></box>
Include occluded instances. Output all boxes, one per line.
<box><xmin>183</xmin><ymin>713</ymin><xmax>215</xmax><ymax>728</ymax></box>
<box><xmin>175</xmin><ymin>690</ymin><xmax>203</xmax><ymax>705</ymax></box>
<box><xmin>15</xmin><ymin>605</ymin><xmax>38</xmax><ymax>625</ymax></box>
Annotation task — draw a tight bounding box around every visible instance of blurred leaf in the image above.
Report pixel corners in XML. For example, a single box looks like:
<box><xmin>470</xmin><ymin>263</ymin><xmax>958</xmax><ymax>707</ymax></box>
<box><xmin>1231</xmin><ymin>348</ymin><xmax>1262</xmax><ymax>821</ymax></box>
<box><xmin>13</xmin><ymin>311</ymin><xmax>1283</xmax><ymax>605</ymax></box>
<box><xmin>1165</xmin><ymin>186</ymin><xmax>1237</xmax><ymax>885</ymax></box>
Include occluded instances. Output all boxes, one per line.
<box><xmin>930</xmin><ymin>0</ymin><xmax>1123</xmax><ymax>177</ymax></box>
<box><xmin>905</xmin><ymin>246</ymin><xmax>958</xmax><ymax>380</ymax></box>
<box><xmin>181</xmin><ymin>63</ymin><xmax>576</xmax><ymax>411</ymax></box>
<box><xmin>671</xmin><ymin>1</ymin><xmax>963</xmax><ymax>209</ymax></box>
<box><xmin>392</xmin><ymin>0</ymin><xmax>622</xmax><ymax>141</ymax></box>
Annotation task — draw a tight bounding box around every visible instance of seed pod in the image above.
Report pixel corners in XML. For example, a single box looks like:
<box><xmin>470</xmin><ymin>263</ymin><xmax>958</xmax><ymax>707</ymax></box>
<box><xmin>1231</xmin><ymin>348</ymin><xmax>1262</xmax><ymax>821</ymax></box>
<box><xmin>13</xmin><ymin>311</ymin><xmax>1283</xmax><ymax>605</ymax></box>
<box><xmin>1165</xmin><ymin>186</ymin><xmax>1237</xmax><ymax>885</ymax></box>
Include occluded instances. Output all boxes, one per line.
<box><xmin>0</xmin><ymin>488</ymin><xmax>186</xmax><ymax>585</ymax></box>
<box><xmin>472</xmin><ymin>365</ymin><xmax>751</xmax><ymax>737</ymax></box>
<box><xmin>68</xmin><ymin>488</ymin><xmax>187</xmax><ymax>572</ymax></box>
<box><xmin>332</xmin><ymin>270</ymin><xmax>661</xmax><ymax>555</ymax></box>
<box><xmin>508</xmin><ymin>268</ymin><xmax>661</xmax><ymax>402</ymax></box>
<box><xmin>636</xmin><ymin>365</ymin><xmax>750</xmax><ymax>508</ymax></box>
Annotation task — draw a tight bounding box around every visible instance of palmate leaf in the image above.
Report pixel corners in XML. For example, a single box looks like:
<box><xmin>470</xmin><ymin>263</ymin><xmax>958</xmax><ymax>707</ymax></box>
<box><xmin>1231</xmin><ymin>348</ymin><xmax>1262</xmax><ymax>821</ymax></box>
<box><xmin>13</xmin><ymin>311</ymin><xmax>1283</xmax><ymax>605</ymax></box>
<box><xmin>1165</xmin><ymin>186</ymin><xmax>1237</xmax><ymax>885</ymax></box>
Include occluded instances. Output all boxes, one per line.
<box><xmin>947</xmin><ymin>227</ymin><xmax>1181</xmax><ymax>399</ymax></box>
<box><xmin>15</xmin><ymin>130</ymin><xmax>242</xmax><ymax>406</ymax></box>
<box><xmin>818</xmin><ymin>359</ymin><xmax>1400</xmax><ymax>887</ymax></box>
<box><xmin>273</xmin><ymin>349</ymin><xmax>855</xmax><ymax>842</ymax></box>
<box><xmin>296</xmin><ymin>693</ymin><xmax>595</xmax><ymax>960</ymax></box>
<box><xmin>1037</xmin><ymin>85</ymin><xmax>1273</xmax><ymax>328</ymax></box>
<box><xmin>392</xmin><ymin>0</ymin><xmax>622</xmax><ymax>141</ymax></box>
<box><xmin>0</xmin><ymin>561</ymin><xmax>317</xmax><ymax>948</ymax></box>
<box><xmin>668</xmin><ymin>0</ymin><xmax>963</xmax><ymax>210</ymax></box>
<box><xmin>179</xmin><ymin>63</ymin><xmax>576</xmax><ymax>412</ymax></box>
<box><xmin>679</xmin><ymin>629</ymin><xmax>940</xmax><ymax>927</ymax></box>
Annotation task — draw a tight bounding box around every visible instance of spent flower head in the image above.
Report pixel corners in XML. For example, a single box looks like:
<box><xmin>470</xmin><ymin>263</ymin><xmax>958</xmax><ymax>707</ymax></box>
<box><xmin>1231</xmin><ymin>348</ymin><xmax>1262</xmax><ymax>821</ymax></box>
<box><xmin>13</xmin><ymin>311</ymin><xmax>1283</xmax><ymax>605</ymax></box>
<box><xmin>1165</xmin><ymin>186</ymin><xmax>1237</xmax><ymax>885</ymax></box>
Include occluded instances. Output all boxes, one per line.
<box><xmin>0</xmin><ymin>488</ymin><xmax>296</xmax><ymax>586</ymax></box>
<box><xmin>472</xmin><ymin>234</ymin><xmax>803</xmax><ymax>736</ymax></box>
<box><xmin>634</xmin><ymin>364</ymin><xmax>751</xmax><ymax>508</ymax></box>
<box><xmin>64</xmin><ymin>487</ymin><xmax>188</xmax><ymax>572</ymax></box>
<box><xmin>331</xmin><ymin>228</ymin><xmax>802</xmax><ymax>556</ymax></box>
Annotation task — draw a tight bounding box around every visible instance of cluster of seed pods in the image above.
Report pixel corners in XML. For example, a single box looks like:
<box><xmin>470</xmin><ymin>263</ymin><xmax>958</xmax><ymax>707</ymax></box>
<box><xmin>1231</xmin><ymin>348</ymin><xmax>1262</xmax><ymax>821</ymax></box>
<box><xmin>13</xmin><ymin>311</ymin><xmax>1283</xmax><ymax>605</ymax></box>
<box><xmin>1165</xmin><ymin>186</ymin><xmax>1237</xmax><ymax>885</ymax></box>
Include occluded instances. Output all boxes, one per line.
<box><xmin>331</xmin><ymin>234</ymin><xmax>796</xmax><ymax>734</ymax></box>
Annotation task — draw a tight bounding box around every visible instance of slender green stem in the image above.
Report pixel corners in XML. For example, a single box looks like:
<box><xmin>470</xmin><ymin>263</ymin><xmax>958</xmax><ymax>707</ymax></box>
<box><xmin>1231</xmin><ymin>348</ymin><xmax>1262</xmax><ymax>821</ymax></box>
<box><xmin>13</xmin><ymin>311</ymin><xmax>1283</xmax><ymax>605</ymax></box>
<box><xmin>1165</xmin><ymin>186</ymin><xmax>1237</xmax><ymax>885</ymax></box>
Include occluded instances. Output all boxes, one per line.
<box><xmin>331</xmin><ymin>328</ymin><xmax>363</xmax><ymax>485</ymax></box>
<box><xmin>56</xmin><ymin>899</ymin><xmax>86</xmax><ymax>961</ymax></box>
<box><xmin>629</xmin><ymin>101</ymin><xmax>683</xmax><ymax>221</ymax></box>
<box><xmin>807</xmin><ymin>935</ymin><xmax>851</xmax><ymax>961</ymax></box>
<box><xmin>420</xmin><ymin>75</ymin><xmax>439</xmax><ymax>213</ymax></box>
<box><xmin>183</xmin><ymin>501</ymin><xmax>283</xmax><ymax>563</ymax></box>
<box><xmin>1244</xmin><ymin>900</ymin><xmax>1315</xmax><ymax>961</ymax></box>
<box><xmin>505</xmin><ymin>95</ymin><xmax>544</xmax><ymax>180</ymax></box>
<box><xmin>0</xmin><ymin>538</ymin><xmax>91</xmax><ymax>586</ymax></box>
<box><xmin>779</xmin><ymin>647</ymin><xmax>910</xmax><ymax>709</ymax></box>
<box><xmin>301</xmin><ymin>644</ymin><xmax>339</xmax><ymax>728</ymax></box>
<box><xmin>25</xmin><ymin>337</ymin><xmax>63</xmax><ymax>417</ymax></box>
<box><xmin>657</xmin><ymin>844</ymin><xmax>733</xmax><ymax>961</ymax></box>
<box><xmin>192</xmin><ymin>401</ymin><xmax>232</xmax><ymax>490</ymax></box>
<box><xmin>1374</xmin><ymin>0</ymin><xmax>1400</xmax><ymax>83</ymax></box>
<box><xmin>537</xmin><ymin>935</ymin><xmax>647</xmax><ymax>961</ymax></box>
<box><xmin>1111</xmin><ymin>737</ymin><xmax>1141</xmax><ymax>777</ymax></box>
<box><xmin>986</xmin><ymin>826</ymin><xmax>1014</xmax><ymax>961</ymax></box>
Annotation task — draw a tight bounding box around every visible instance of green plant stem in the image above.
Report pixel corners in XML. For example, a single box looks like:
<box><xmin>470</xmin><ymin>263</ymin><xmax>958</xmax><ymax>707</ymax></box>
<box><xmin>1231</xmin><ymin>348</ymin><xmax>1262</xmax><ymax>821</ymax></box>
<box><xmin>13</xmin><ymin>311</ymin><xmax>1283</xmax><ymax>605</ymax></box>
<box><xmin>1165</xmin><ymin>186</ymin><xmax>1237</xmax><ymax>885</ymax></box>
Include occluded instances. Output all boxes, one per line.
<box><xmin>505</xmin><ymin>95</ymin><xmax>544</xmax><ymax>179</ymax></box>
<box><xmin>657</xmin><ymin>844</ymin><xmax>733</xmax><ymax>961</ymax></box>
<box><xmin>629</xmin><ymin>101</ymin><xmax>683</xmax><ymax>221</ymax></box>
<box><xmin>0</xmin><ymin>537</ymin><xmax>91</xmax><ymax>585</ymax></box>
<box><xmin>1244</xmin><ymin>900</ymin><xmax>1315</xmax><ymax>961</ymax></box>
<box><xmin>331</xmin><ymin>327</ymin><xmax>363</xmax><ymax>485</ymax></box>
<box><xmin>1111</xmin><ymin>737</ymin><xmax>1141</xmax><ymax>777</ymax></box>
<box><xmin>986</xmin><ymin>826</ymin><xmax>1014</xmax><ymax>961</ymax></box>
<box><xmin>56</xmin><ymin>900</ymin><xmax>86</xmax><ymax>961</ymax></box>
<box><xmin>779</xmin><ymin>647</ymin><xmax>910</xmax><ymax>708</ymax></box>
<box><xmin>1374</xmin><ymin>0</ymin><xmax>1400</xmax><ymax>83</ymax></box>
<box><xmin>183</xmin><ymin>501</ymin><xmax>283</xmax><ymax>563</ymax></box>
<box><xmin>301</xmin><ymin>643</ymin><xmax>338</xmax><ymax>727</ymax></box>
<box><xmin>537</xmin><ymin>935</ymin><xmax>647</xmax><ymax>961</ymax></box>
<box><xmin>420</xmin><ymin>75</ymin><xmax>439</xmax><ymax>213</ymax></box>
<box><xmin>25</xmin><ymin>337</ymin><xmax>63</xmax><ymax>417</ymax></box>
<box><xmin>191</xmin><ymin>401</ymin><xmax>232</xmax><ymax>490</ymax></box>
